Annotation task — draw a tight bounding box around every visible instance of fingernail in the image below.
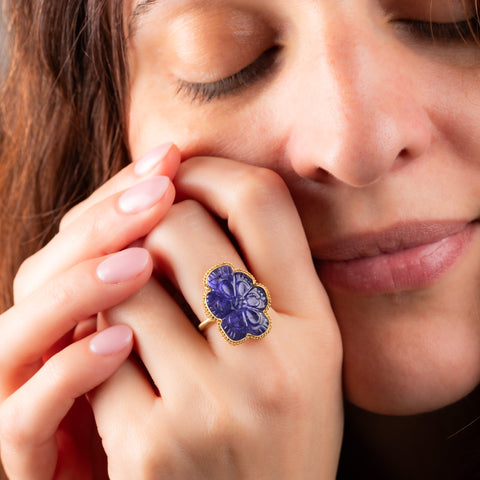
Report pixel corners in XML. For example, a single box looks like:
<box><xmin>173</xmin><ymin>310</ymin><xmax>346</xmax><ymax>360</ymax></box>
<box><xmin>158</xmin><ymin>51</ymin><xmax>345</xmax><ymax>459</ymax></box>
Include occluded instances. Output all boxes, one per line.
<box><xmin>89</xmin><ymin>325</ymin><xmax>133</xmax><ymax>356</ymax></box>
<box><xmin>118</xmin><ymin>176</ymin><xmax>170</xmax><ymax>214</ymax></box>
<box><xmin>134</xmin><ymin>143</ymin><xmax>173</xmax><ymax>176</ymax></box>
<box><xmin>96</xmin><ymin>247</ymin><xmax>150</xmax><ymax>284</ymax></box>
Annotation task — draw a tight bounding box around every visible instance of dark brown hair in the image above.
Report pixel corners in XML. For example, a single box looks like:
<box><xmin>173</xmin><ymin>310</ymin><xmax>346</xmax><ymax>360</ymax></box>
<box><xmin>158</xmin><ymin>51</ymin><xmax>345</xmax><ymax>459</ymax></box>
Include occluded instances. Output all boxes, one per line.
<box><xmin>0</xmin><ymin>0</ymin><xmax>130</xmax><ymax>310</ymax></box>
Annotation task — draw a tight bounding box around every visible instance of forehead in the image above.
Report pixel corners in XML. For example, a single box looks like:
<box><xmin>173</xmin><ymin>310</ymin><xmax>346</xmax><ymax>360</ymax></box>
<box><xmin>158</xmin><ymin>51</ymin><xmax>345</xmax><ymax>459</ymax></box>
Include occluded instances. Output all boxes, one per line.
<box><xmin>127</xmin><ymin>0</ymin><xmax>266</xmax><ymax>37</ymax></box>
<box><xmin>128</xmin><ymin>0</ymin><xmax>475</xmax><ymax>24</ymax></box>
<box><xmin>126</xmin><ymin>0</ymin><xmax>477</xmax><ymax>40</ymax></box>
<box><xmin>128</xmin><ymin>0</ymin><xmax>189</xmax><ymax>36</ymax></box>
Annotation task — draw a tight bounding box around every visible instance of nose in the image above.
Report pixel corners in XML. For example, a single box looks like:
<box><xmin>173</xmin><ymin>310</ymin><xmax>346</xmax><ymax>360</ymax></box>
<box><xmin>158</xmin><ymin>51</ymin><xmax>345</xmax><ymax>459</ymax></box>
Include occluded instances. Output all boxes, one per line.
<box><xmin>284</xmin><ymin>14</ymin><xmax>432</xmax><ymax>187</ymax></box>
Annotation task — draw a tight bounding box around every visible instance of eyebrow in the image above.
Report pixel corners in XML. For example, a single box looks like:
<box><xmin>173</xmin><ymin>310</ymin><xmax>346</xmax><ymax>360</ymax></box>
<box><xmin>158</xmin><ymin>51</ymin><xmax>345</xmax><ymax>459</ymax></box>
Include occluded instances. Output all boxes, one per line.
<box><xmin>128</xmin><ymin>0</ymin><xmax>162</xmax><ymax>36</ymax></box>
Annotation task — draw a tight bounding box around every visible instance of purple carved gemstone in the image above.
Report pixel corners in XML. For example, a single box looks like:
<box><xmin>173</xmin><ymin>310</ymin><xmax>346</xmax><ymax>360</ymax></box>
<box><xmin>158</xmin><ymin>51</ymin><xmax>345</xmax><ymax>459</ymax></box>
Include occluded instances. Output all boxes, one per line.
<box><xmin>205</xmin><ymin>264</ymin><xmax>270</xmax><ymax>343</ymax></box>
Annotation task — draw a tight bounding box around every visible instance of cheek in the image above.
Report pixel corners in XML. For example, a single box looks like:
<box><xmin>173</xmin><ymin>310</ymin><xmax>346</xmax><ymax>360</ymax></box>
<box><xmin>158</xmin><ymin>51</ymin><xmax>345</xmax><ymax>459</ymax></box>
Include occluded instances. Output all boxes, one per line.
<box><xmin>422</xmin><ymin>66</ymin><xmax>480</xmax><ymax>172</ymax></box>
<box><xmin>127</xmin><ymin>77</ymin><xmax>290</xmax><ymax>167</ymax></box>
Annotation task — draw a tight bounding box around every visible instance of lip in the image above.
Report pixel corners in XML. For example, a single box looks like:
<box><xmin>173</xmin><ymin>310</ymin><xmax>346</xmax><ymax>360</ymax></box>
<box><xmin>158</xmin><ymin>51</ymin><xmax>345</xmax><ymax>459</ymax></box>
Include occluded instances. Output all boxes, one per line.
<box><xmin>314</xmin><ymin>221</ymin><xmax>478</xmax><ymax>295</ymax></box>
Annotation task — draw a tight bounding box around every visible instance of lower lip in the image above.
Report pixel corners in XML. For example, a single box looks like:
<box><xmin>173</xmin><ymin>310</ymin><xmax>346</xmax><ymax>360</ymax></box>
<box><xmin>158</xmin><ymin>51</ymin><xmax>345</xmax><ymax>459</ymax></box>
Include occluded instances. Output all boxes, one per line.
<box><xmin>317</xmin><ymin>223</ymin><xmax>478</xmax><ymax>295</ymax></box>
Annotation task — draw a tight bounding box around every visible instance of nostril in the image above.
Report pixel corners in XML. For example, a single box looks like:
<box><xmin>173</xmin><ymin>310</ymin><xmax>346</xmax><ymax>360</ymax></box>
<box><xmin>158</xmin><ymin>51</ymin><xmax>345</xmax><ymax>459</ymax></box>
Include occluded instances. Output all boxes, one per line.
<box><xmin>398</xmin><ymin>147</ymin><xmax>418</xmax><ymax>161</ymax></box>
<box><xmin>307</xmin><ymin>166</ymin><xmax>337</xmax><ymax>184</ymax></box>
<box><xmin>397</xmin><ymin>143</ymin><xmax>428</xmax><ymax>163</ymax></box>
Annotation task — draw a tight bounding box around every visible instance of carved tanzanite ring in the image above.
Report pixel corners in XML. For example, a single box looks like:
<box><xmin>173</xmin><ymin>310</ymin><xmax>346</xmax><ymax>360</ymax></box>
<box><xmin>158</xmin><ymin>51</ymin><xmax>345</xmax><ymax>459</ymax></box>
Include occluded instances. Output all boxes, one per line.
<box><xmin>199</xmin><ymin>263</ymin><xmax>271</xmax><ymax>345</ymax></box>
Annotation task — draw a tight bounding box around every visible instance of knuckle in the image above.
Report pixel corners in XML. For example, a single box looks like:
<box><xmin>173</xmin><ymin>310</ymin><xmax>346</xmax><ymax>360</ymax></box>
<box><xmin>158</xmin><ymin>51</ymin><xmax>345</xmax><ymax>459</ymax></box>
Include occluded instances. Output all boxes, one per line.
<box><xmin>199</xmin><ymin>395</ymin><xmax>235</xmax><ymax>445</ymax></box>
<box><xmin>254</xmin><ymin>356</ymin><xmax>304</xmax><ymax>415</ymax></box>
<box><xmin>0</xmin><ymin>399</ymin><xmax>30</xmax><ymax>448</ymax></box>
<box><xmin>45</xmin><ymin>276</ymin><xmax>79</xmax><ymax>314</ymax></box>
<box><xmin>58</xmin><ymin>207</ymin><xmax>77</xmax><ymax>231</ymax></box>
<box><xmin>40</xmin><ymin>356</ymin><xmax>68</xmax><ymax>393</ymax></box>
<box><xmin>146</xmin><ymin>199</ymin><xmax>208</xmax><ymax>248</ymax></box>
<box><xmin>170</xmin><ymin>199</ymin><xmax>207</xmax><ymax>223</ymax></box>
<box><xmin>130</xmin><ymin>434</ymin><xmax>172</xmax><ymax>479</ymax></box>
<box><xmin>140</xmin><ymin>444</ymin><xmax>174</xmax><ymax>479</ymax></box>
<box><xmin>205</xmin><ymin>412</ymin><xmax>231</xmax><ymax>443</ymax></box>
<box><xmin>77</xmin><ymin>210</ymin><xmax>108</xmax><ymax>248</ymax></box>
<box><xmin>100</xmin><ymin>415</ymin><xmax>163</xmax><ymax>479</ymax></box>
<box><xmin>12</xmin><ymin>256</ymin><xmax>35</xmax><ymax>301</ymax></box>
<box><xmin>0</xmin><ymin>318</ymin><xmax>15</xmax><ymax>368</ymax></box>
<box><xmin>234</xmin><ymin>167</ymin><xmax>288</xmax><ymax>205</ymax></box>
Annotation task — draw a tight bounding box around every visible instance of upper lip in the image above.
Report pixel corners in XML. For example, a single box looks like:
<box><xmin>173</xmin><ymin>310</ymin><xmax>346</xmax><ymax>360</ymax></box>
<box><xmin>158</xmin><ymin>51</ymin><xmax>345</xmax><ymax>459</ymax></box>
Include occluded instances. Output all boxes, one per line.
<box><xmin>312</xmin><ymin>220</ymin><xmax>473</xmax><ymax>261</ymax></box>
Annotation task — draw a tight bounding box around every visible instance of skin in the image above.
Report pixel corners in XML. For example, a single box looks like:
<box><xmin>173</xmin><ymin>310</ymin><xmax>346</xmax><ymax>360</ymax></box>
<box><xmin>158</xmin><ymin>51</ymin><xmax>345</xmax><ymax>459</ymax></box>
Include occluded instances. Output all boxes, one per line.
<box><xmin>1</xmin><ymin>0</ymin><xmax>480</xmax><ymax>478</ymax></box>
<box><xmin>127</xmin><ymin>0</ymin><xmax>480</xmax><ymax>414</ymax></box>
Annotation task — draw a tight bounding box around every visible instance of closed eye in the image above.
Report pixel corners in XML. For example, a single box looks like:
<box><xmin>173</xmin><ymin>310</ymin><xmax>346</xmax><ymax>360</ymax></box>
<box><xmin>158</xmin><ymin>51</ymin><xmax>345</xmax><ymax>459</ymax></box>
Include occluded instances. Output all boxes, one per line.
<box><xmin>175</xmin><ymin>46</ymin><xmax>281</xmax><ymax>104</ymax></box>
<box><xmin>396</xmin><ymin>15</ymin><xmax>480</xmax><ymax>42</ymax></box>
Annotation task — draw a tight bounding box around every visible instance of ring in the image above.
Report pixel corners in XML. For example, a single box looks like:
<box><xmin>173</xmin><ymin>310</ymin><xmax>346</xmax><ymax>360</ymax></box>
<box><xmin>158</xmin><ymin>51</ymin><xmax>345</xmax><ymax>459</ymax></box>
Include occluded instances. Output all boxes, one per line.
<box><xmin>200</xmin><ymin>263</ymin><xmax>271</xmax><ymax>345</ymax></box>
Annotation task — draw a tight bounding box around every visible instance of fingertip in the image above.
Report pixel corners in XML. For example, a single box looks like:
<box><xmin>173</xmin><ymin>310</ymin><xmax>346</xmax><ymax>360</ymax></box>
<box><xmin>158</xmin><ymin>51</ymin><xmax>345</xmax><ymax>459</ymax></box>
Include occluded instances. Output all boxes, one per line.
<box><xmin>96</xmin><ymin>248</ymin><xmax>151</xmax><ymax>284</ymax></box>
<box><xmin>162</xmin><ymin>143</ymin><xmax>182</xmax><ymax>179</ymax></box>
<box><xmin>89</xmin><ymin>325</ymin><xmax>133</xmax><ymax>356</ymax></box>
<box><xmin>118</xmin><ymin>176</ymin><xmax>172</xmax><ymax>214</ymax></box>
<box><xmin>134</xmin><ymin>142</ymin><xmax>181</xmax><ymax>179</ymax></box>
<box><xmin>134</xmin><ymin>143</ymin><xmax>173</xmax><ymax>176</ymax></box>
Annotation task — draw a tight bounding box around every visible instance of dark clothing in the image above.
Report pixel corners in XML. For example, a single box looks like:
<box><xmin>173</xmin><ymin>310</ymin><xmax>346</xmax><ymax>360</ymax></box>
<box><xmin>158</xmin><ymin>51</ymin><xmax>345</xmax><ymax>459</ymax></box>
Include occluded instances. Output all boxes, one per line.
<box><xmin>337</xmin><ymin>384</ymin><xmax>480</xmax><ymax>479</ymax></box>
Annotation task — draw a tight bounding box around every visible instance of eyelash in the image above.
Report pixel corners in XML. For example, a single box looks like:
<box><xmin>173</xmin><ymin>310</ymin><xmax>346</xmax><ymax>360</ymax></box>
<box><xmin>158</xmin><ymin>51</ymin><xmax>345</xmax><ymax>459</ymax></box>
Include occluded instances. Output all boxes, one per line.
<box><xmin>398</xmin><ymin>15</ymin><xmax>480</xmax><ymax>42</ymax></box>
<box><xmin>176</xmin><ymin>46</ymin><xmax>280</xmax><ymax>104</ymax></box>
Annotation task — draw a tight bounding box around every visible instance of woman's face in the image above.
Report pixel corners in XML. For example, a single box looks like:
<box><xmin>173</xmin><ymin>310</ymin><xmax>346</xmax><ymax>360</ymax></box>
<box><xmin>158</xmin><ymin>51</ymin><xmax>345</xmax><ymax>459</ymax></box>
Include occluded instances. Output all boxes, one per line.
<box><xmin>126</xmin><ymin>0</ymin><xmax>480</xmax><ymax>415</ymax></box>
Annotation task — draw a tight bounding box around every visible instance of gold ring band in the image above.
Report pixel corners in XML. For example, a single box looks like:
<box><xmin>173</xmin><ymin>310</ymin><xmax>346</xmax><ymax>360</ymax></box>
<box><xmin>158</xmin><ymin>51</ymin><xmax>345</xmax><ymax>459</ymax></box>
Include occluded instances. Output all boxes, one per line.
<box><xmin>198</xmin><ymin>318</ymin><xmax>217</xmax><ymax>331</ymax></box>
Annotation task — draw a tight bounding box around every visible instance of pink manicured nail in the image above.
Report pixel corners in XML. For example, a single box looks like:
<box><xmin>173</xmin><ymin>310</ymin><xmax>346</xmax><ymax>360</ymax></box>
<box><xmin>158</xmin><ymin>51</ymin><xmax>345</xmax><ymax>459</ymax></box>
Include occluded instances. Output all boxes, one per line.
<box><xmin>89</xmin><ymin>325</ymin><xmax>133</xmax><ymax>356</ymax></box>
<box><xmin>118</xmin><ymin>176</ymin><xmax>170</xmax><ymax>214</ymax></box>
<box><xmin>134</xmin><ymin>143</ymin><xmax>173</xmax><ymax>176</ymax></box>
<box><xmin>96</xmin><ymin>248</ymin><xmax>149</xmax><ymax>284</ymax></box>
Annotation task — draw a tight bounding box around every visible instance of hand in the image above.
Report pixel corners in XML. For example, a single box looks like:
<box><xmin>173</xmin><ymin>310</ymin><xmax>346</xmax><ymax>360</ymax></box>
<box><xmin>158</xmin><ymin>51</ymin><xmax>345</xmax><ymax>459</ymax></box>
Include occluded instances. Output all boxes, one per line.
<box><xmin>0</xmin><ymin>145</ymin><xmax>180</xmax><ymax>479</ymax></box>
<box><xmin>91</xmin><ymin>157</ymin><xmax>344</xmax><ymax>480</ymax></box>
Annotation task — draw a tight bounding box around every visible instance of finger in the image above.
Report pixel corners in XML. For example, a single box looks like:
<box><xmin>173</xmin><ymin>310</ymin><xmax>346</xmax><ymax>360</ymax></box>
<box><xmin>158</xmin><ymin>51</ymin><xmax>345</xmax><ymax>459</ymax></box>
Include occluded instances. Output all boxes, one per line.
<box><xmin>60</xmin><ymin>143</ymin><xmax>180</xmax><ymax>231</ymax></box>
<box><xmin>175</xmin><ymin>157</ymin><xmax>329</xmax><ymax>316</ymax></box>
<box><xmin>14</xmin><ymin>176</ymin><xmax>174</xmax><ymax>302</ymax></box>
<box><xmin>99</xmin><ymin>277</ymin><xmax>211</xmax><ymax>395</ymax></box>
<box><xmin>0</xmin><ymin>248</ymin><xmax>152</xmax><ymax>395</ymax></box>
<box><xmin>144</xmin><ymin>200</ymin><xmax>254</xmax><ymax>352</ymax></box>
<box><xmin>88</xmin><ymin>358</ymin><xmax>157</xmax><ymax>456</ymax></box>
<box><xmin>0</xmin><ymin>325</ymin><xmax>133</xmax><ymax>480</ymax></box>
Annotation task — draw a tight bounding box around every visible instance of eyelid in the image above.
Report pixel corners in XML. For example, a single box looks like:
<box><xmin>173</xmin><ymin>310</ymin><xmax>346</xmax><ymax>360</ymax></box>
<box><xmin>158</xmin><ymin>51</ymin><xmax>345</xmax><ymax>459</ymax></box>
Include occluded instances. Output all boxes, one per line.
<box><xmin>384</xmin><ymin>0</ymin><xmax>478</xmax><ymax>23</ymax></box>
<box><xmin>394</xmin><ymin>15</ymin><xmax>480</xmax><ymax>41</ymax></box>
<box><xmin>176</xmin><ymin>46</ymin><xmax>281</xmax><ymax>104</ymax></box>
